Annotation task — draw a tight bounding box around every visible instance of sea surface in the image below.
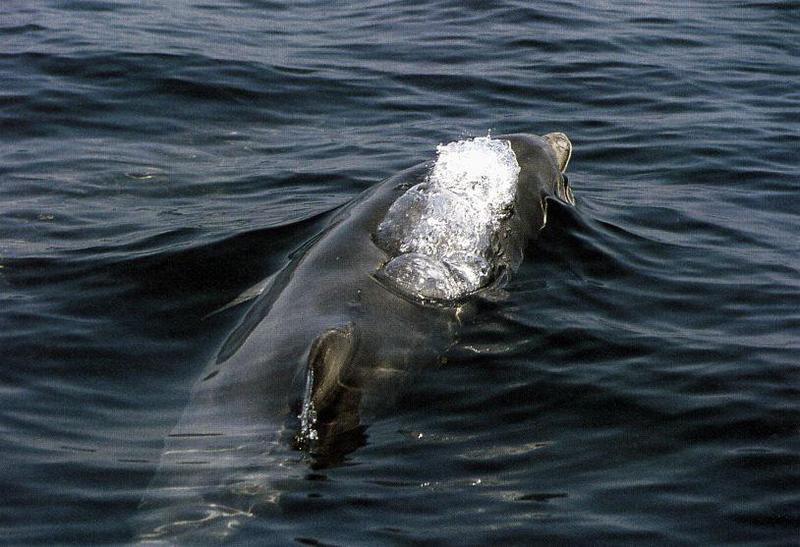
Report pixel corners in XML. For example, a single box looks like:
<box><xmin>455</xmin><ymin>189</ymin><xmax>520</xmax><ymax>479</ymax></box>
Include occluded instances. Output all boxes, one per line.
<box><xmin>1</xmin><ymin>1</ymin><xmax>798</xmax><ymax>544</ymax></box>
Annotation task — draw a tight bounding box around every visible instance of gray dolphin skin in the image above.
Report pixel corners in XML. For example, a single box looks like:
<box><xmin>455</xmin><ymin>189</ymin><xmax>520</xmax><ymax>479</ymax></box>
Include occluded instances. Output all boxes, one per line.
<box><xmin>137</xmin><ymin>132</ymin><xmax>574</xmax><ymax>541</ymax></box>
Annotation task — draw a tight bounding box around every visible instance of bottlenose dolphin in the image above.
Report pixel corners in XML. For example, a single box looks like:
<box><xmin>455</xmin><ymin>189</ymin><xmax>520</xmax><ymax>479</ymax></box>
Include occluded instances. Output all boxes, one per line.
<box><xmin>137</xmin><ymin>132</ymin><xmax>574</xmax><ymax>541</ymax></box>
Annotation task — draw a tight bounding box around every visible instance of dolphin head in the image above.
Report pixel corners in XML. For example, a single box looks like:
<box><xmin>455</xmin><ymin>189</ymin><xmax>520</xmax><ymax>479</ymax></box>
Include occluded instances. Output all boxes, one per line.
<box><xmin>497</xmin><ymin>132</ymin><xmax>574</xmax><ymax>205</ymax></box>
<box><xmin>489</xmin><ymin>132</ymin><xmax>575</xmax><ymax>246</ymax></box>
<box><xmin>543</xmin><ymin>132</ymin><xmax>575</xmax><ymax>206</ymax></box>
<box><xmin>543</xmin><ymin>132</ymin><xmax>572</xmax><ymax>173</ymax></box>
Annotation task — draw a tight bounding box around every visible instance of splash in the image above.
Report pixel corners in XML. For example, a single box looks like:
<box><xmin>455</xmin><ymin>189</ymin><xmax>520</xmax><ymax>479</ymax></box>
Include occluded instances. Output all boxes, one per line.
<box><xmin>296</xmin><ymin>366</ymin><xmax>318</xmax><ymax>448</ymax></box>
<box><xmin>375</xmin><ymin>136</ymin><xmax>520</xmax><ymax>301</ymax></box>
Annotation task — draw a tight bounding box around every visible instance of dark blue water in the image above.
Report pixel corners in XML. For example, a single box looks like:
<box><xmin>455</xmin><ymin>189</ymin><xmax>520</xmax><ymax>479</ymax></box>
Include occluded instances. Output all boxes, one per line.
<box><xmin>2</xmin><ymin>1</ymin><xmax>798</xmax><ymax>544</ymax></box>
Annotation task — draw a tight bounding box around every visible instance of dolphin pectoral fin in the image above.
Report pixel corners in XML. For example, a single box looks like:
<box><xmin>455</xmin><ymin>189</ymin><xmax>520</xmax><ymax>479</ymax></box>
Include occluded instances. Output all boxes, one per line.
<box><xmin>202</xmin><ymin>275</ymin><xmax>276</xmax><ymax>320</ymax></box>
<box><xmin>544</xmin><ymin>132</ymin><xmax>572</xmax><ymax>173</ymax></box>
<box><xmin>305</xmin><ymin>324</ymin><xmax>362</xmax><ymax>448</ymax></box>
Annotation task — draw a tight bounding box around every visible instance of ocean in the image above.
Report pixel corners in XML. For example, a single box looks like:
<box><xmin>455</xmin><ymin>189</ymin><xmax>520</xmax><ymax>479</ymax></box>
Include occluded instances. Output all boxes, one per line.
<box><xmin>1</xmin><ymin>1</ymin><xmax>797</xmax><ymax>543</ymax></box>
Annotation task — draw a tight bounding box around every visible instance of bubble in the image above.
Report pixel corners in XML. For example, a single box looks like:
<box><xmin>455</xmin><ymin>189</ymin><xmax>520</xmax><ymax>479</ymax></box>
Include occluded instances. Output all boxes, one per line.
<box><xmin>376</xmin><ymin>136</ymin><xmax>520</xmax><ymax>300</ymax></box>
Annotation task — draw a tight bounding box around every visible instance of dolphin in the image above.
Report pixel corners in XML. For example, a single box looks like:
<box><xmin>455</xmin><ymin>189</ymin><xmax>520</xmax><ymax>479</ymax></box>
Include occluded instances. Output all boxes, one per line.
<box><xmin>136</xmin><ymin>132</ymin><xmax>574</xmax><ymax>541</ymax></box>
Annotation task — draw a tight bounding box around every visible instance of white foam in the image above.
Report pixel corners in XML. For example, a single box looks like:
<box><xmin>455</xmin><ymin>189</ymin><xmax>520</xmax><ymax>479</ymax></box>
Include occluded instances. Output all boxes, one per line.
<box><xmin>428</xmin><ymin>136</ymin><xmax>519</xmax><ymax>210</ymax></box>
<box><xmin>376</xmin><ymin>136</ymin><xmax>520</xmax><ymax>300</ymax></box>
